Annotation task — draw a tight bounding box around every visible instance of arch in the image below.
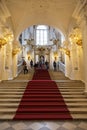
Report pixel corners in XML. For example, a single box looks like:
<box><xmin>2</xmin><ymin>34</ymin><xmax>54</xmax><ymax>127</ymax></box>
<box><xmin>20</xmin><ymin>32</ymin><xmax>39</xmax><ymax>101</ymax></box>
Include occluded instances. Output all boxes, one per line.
<box><xmin>4</xmin><ymin>0</ymin><xmax>78</xmax><ymax>44</ymax></box>
<box><xmin>17</xmin><ymin>23</ymin><xmax>66</xmax><ymax>44</ymax></box>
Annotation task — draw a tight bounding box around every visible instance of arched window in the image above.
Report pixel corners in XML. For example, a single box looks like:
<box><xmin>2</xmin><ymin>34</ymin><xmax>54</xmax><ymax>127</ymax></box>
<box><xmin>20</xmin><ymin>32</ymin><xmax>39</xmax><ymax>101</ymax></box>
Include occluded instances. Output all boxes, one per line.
<box><xmin>36</xmin><ymin>25</ymin><xmax>48</xmax><ymax>45</ymax></box>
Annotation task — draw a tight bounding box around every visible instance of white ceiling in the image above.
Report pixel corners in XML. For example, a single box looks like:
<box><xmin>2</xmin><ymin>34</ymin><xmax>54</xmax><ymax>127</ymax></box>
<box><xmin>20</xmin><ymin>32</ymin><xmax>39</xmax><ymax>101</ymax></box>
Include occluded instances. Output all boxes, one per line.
<box><xmin>4</xmin><ymin>0</ymin><xmax>78</xmax><ymax>38</ymax></box>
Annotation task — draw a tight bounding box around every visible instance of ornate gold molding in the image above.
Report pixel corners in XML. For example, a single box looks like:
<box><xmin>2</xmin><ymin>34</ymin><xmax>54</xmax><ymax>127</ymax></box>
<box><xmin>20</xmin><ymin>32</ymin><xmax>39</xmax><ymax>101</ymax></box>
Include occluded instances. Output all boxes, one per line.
<box><xmin>0</xmin><ymin>38</ymin><xmax>7</xmax><ymax>47</ymax></box>
<box><xmin>69</xmin><ymin>28</ymin><xmax>82</xmax><ymax>46</ymax></box>
<box><xmin>12</xmin><ymin>48</ymin><xmax>20</xmax><ymax>55</ymax></box>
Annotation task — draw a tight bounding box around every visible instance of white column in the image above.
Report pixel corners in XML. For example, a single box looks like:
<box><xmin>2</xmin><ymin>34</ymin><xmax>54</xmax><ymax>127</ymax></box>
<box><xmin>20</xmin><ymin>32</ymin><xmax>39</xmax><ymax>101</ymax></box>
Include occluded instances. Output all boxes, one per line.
<box><xmin>69</xmin><ymin>43</ymin><xmax>80</xmax><ymax>80</ymax></box>
<box><xmin>12</xmin><ymin>40</ymin><xmax>21</xmax><ymax>78</ymax></box>
<box><xmin>34</xmin><ymin>48</ymin><xmax>36</xmax><ymax>64</ymax></box>
<box><xmin>0</xmin><ymin>44</ymin><xmax>13</xmax><ymax>81</ymax></box>
<box><xmin>6</xmin><ymin>43</ymin><xmax>13</xmax><ymax>80</ymax></box>
<box><xmin>65</xmin><ymin>55</ymin><xmax>72</xmax><ymax>78</ymax></box>
<box><xmin>76</xmin><ymin>45</ymin><xmax>84</xmax><ymax>81</ymax></box>
<box><xmin>50</xmin><ymin>50</ymin><xmax>54</xmax><ymax>69</ymax></box>
<box><xmin>1</xmin><ymin>45</ymin><xmax>7</xmax><ymax>80</ymax></box>
<box><xmin>0</xmin><ymin>47</ymin><xmax>3</xmax><ymax>81</ymax></box>
<box><xmin>0</xmin><ymin>50</ymin><xmax>1</xmax><ymax>81</ymax></box>
<box><xmin>12</xmin><ymin>54</ymin><xmax>18</xmax><ymax>78</ymax></box>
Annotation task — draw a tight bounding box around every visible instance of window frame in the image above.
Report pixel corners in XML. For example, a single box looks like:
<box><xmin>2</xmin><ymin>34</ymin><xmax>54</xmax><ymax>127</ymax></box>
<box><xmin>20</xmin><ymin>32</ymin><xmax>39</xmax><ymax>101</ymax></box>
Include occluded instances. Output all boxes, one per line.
<box><xmin>35</xmin><ymin>25</ymin><xmax>49</xmax><ymax>46</ymax></box>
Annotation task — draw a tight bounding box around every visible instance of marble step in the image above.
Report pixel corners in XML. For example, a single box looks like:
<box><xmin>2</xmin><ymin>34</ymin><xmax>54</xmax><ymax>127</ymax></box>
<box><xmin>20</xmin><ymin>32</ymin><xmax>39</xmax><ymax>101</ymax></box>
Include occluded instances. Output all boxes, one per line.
<box><xmin>59</xmin><ymin>86</ymin><xmax>84</xmax><ymax>88</ymax></box>
<box><xmin>0</xmin><ymin>89</ymin><xmax>83</xmax><ymax>93</ymax></box>
<box><xmin>0</xmin><ymin>89</ymin><xmax>25</xmax><ymax>92</ymax></box>
<box><xmin>67</xmin><ymin>103</ymin><xmax>87</xmax><ymax>106</ymax></box>
<box><xmin>0</xmin><ymin>94</ymin><xmax>85</xmax><ymax>98</ymax></box>
<box><xmin>0</xmin><ymin>108</ymin><xmax>87</xmax><ymax>113</ymax></box>
<box><xmin>0</xmin><ymin>114</ymin><xmax>14</xmax><ymax>119</ymax></box>
<box><xmin>0</xmin><ymin>103</ymin><xmax>19</xmax><ymax>107</ymax></box>
<box><xmin>0</xmin><ymin>84</ymin><xmax>27</xmax><ymax>86</ymax></box>
<box><xmin>57</xmin><ymin>82</ymin><xmax>84</xmax><ymax>83</ymax></box>
<box><xmin>0</xmin><ymin>87</ymin><xmax>84</xmax><ymax>89</ymax></box>
<box><xmin>59</xmin><ymin>89</ymin><xmax>83</xmax><ymax>92</ymax></box>
<box><xmin>0</xmin><ymin>98</ymin><xmax>87</xmax><ymax>102</ymax></box>
<box><xmin>0</xmin><ymin>86</ymin><xmax>26</xmax><ymax>88</ymax></box>
<box><xmin>1</xmin><ymin>102</ymin><xmax>87</xmax><ymax>107</ymax></box>
<box><xmin>57</xmin><ymin>81</ymin><xmax>83</xmax><ymax>84</ymax></box>
<box><xmin>0</xmin><ymin>91</ymin><xmax>23</xmax><ymax>95</ymax></box>
<box><xmin>61</xmin><ymin>92</ymin><xmax>84</xmax><ymax>94</ymax></box>
<box><xmin>72</xmin><ymin>114</ymin><xmax>87</xmax><ymax>119</ymax></box>
<box><xmin>1</xmin><ymin>113</ymin><xmax>87</xmax><ymax>120</ymax></box>
<box><xmin>58</xmin><ymin>84</ymin><xmax>84</xmax><ymax>87</ymax></box>
<box><xmin>0</xmin><ymin>91</ymin><xmax>84</xmax><ymax>94</ymax></box>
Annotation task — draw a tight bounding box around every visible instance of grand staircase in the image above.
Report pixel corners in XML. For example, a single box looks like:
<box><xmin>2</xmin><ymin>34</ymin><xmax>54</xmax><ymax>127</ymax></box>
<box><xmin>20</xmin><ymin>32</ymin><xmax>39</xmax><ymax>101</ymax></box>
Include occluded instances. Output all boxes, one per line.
<box><xmin>0</xmin><ymin>70</ymin><xmax>87</xmax><ymax>119</ymax></box>
<box><xmin>13</xmin><ymin>69</ymin><xmax>72</xmax><ymax>120</ymax></box>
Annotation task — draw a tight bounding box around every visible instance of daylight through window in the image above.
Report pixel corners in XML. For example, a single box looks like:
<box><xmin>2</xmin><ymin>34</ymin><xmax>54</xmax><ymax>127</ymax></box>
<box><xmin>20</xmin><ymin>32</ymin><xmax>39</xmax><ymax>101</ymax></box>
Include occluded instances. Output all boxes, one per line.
<box><xmin>36</xmin><ymin>25</ymin><xmax>48</xmax><ymax>45</ymax></box>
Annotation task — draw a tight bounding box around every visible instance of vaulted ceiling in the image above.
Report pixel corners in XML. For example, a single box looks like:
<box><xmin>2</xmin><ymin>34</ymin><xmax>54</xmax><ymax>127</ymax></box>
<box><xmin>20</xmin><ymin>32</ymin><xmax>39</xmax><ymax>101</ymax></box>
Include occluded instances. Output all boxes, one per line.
<box><xmin>4</xmin><ymin>0</ymin><xmax>78</xmax><ymax>39</ymax></box>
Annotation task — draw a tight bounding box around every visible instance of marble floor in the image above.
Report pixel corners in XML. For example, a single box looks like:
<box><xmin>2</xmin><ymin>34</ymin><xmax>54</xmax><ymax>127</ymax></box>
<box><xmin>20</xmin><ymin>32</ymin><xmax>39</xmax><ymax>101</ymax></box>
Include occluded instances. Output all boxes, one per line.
<box><xmin>0</xmin><ymin>120</ymin><xmax>87</xmax><ymax>130</ymax></box>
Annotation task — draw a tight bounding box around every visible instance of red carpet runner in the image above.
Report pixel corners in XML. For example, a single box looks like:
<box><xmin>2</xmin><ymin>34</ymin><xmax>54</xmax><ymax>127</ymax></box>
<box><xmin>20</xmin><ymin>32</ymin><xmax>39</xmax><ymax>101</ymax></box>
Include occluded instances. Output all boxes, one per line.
<box><xmin>14</xmin><ymin>69</ymin><xmax>72</xmax><ymax>120</ymax></box>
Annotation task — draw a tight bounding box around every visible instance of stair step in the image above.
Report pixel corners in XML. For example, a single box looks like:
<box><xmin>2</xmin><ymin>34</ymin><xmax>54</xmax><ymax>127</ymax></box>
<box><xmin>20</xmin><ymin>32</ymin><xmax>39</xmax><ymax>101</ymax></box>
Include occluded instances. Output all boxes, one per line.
<box><xmin>0</xmin><ymin>90</ymin><xmax>60</xmax><ymax>93</ymax></box>
<box><xmin>61</xmin><ymin>92</ymin><xmax>83</xmax><ymax>94</ymax></box>
<box><xmin>0</xmin><ymin>92</ymin><xmax>24</xmax><ymax>94</ymax></box>
<box><xmin>0</xmin><ymin>90</ymin><xmax>83</xmax><ymax>93</ymax></box>
<box><xmin>0</xmin><ymin>102</ymin><xmax>67</xmax><ymax>107</ymax></box>
<box><xmin>72</xmin><ymin>114</ymin><xmax>87</xmax><ymax>119</ymax></box>
<box><xmin>0</xmin><ymin>103</ymin><xmax>19</xmax><ymax>107</ymax></box>
<box><xmin>0</xmin><ymin>69</ymin><xmax>86</xmax><ymax>119</ymax></box>
<box><xmin>0</xmin><ymin>88</ymin><xmax>59</xmax><ymax>91</ymax></box>
<box><xmin>1</xmin><ymin>107</ymin><xmax>87</xmax><ymax>113</ymax></box>
<box><xmin>69</xmin><ymin>108</ymin><xmax>87</xmax><ymax>112</ymax></box>
<box><xmin>64</xmin><ymin>99</ymin><xmax>87</xmax><ymax>102</ymax></box>
<box><xmin>0</xmin><ymin>98</ymin><xmax>64</xmax><ymax>102</ymax></box>
<box><xmin>0</xmin><ymin>114</ymin><xmax>14</xmax><ymax>119</ymax></box>
<box><xmin>0</xmin><ymin>108</ymin><xmax>69</xmax><ymax>113</ymax></box>
<box><xmin>67</xmin><ymin>103</ymin><xmax>87</xmax><ymax>107</ymax></box>
<box><xmin>0</xmin><ymin>98</ymin><xmax>87</xmax><ymax>102</ymax></box>
<box><xmin>13</xmin><ymin>113</ymin><xmax>72</xmax><ymax>119</ymax></box>
<box><xmin>0</xmin><ymin>94</ymin><xmax>85</xmax><ymax>98</ymax></box>
<box><xmin>59</xmin><ymin>87</ymin><xmax>84</xmax><ymax>89</ymax></box>
<box><xmin>1</xmin><ymin>102</ymin><xmax>87</xmax><ymax>107</ymax></box>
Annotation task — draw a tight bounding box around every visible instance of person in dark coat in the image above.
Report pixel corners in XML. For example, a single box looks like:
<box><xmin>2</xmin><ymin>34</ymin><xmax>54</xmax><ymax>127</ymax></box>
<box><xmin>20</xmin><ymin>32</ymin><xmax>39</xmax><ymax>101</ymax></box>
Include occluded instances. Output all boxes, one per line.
<box><xmin>53</xmin><ymin>61</ymin><xmax>56</xmax><ymax>71</ymax></box>
<box><xmin>30</xmin><ymin>60</ymin><xmax>33</xmax><ymax>68</ymax></box>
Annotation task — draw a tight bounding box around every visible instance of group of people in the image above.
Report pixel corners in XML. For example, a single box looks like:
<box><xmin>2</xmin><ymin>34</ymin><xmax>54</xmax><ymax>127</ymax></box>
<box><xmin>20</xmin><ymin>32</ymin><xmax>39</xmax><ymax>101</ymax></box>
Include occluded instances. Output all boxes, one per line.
<box><xmin>23</xmin><ymin>59</ymin><xmax>33</xmax><ymax>74</ymax></box>
<box><xmin>22</xmin><ymin>59</ymin><xmax>50</xmax><ymax>74</ymax></box>
<box><xmin>22</xmin><ymin>59</ymin><xmax>59</xmax><ymax>74</ymax></box>
<box><xmin>34</xmin><ymin>60</ymin><xmax>49</xmax><ymax>70</ymax></box>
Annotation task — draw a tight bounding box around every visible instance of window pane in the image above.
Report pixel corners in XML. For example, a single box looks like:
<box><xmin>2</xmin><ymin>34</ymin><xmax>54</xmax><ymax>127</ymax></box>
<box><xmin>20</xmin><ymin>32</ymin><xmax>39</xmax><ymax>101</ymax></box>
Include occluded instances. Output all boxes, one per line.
<box><xmin>44</xmin><ymin>31</ymin><xmax>47</xmax><ymax>45</ymax></box>
<box><xmin>36</xmin><ymin>26</ymin><xmax>48</xmax><ymax>45</ymax></box>
<box><xmin>37</xmin><ymin>25</ymin><xmax>47</xmax><ymax>29</ymax></box>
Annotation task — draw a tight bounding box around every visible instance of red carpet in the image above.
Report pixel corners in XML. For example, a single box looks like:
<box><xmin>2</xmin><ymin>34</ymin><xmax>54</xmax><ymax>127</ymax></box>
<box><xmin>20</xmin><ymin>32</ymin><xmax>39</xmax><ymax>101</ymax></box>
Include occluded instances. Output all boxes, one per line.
<box><xmin>14</xmin><ymin>69</ymin><xmax>72</xmax><ymax>120</ymax></box>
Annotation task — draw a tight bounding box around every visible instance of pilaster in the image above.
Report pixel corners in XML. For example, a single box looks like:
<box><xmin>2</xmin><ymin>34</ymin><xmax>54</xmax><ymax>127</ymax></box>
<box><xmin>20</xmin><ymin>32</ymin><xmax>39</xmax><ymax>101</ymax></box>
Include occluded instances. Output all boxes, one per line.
<box><xmin>81</xmin><ymin>19</ymin><xmax>87</xmax><ymax>93</ymax></box>
<box><xmin>1</xmin><ymin>45</ymin><xmax>7</xmax><ymax>80</ymax></box>
<box><xmin>12</xmin><ymin>54</ymin><xmax>18</xmax><ymax>78</ymax></box>
<box><xmin>69</xmin><ymin>43</ymin><xmax>79</xmax><ymax>80</ymax></box>
<box><xmin>6</xmin><ymin>43</ymin><xmax>13</xmax><ymax>80</ymax></box>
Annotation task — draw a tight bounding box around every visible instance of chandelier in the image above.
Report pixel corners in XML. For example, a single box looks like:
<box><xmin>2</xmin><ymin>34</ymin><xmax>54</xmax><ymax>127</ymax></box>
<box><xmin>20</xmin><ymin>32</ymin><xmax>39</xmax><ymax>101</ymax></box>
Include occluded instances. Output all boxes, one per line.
<box><xmin>69</xmin><ymin>28</ymin><xmax>82</xmax><ymax>46</ymax></box>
